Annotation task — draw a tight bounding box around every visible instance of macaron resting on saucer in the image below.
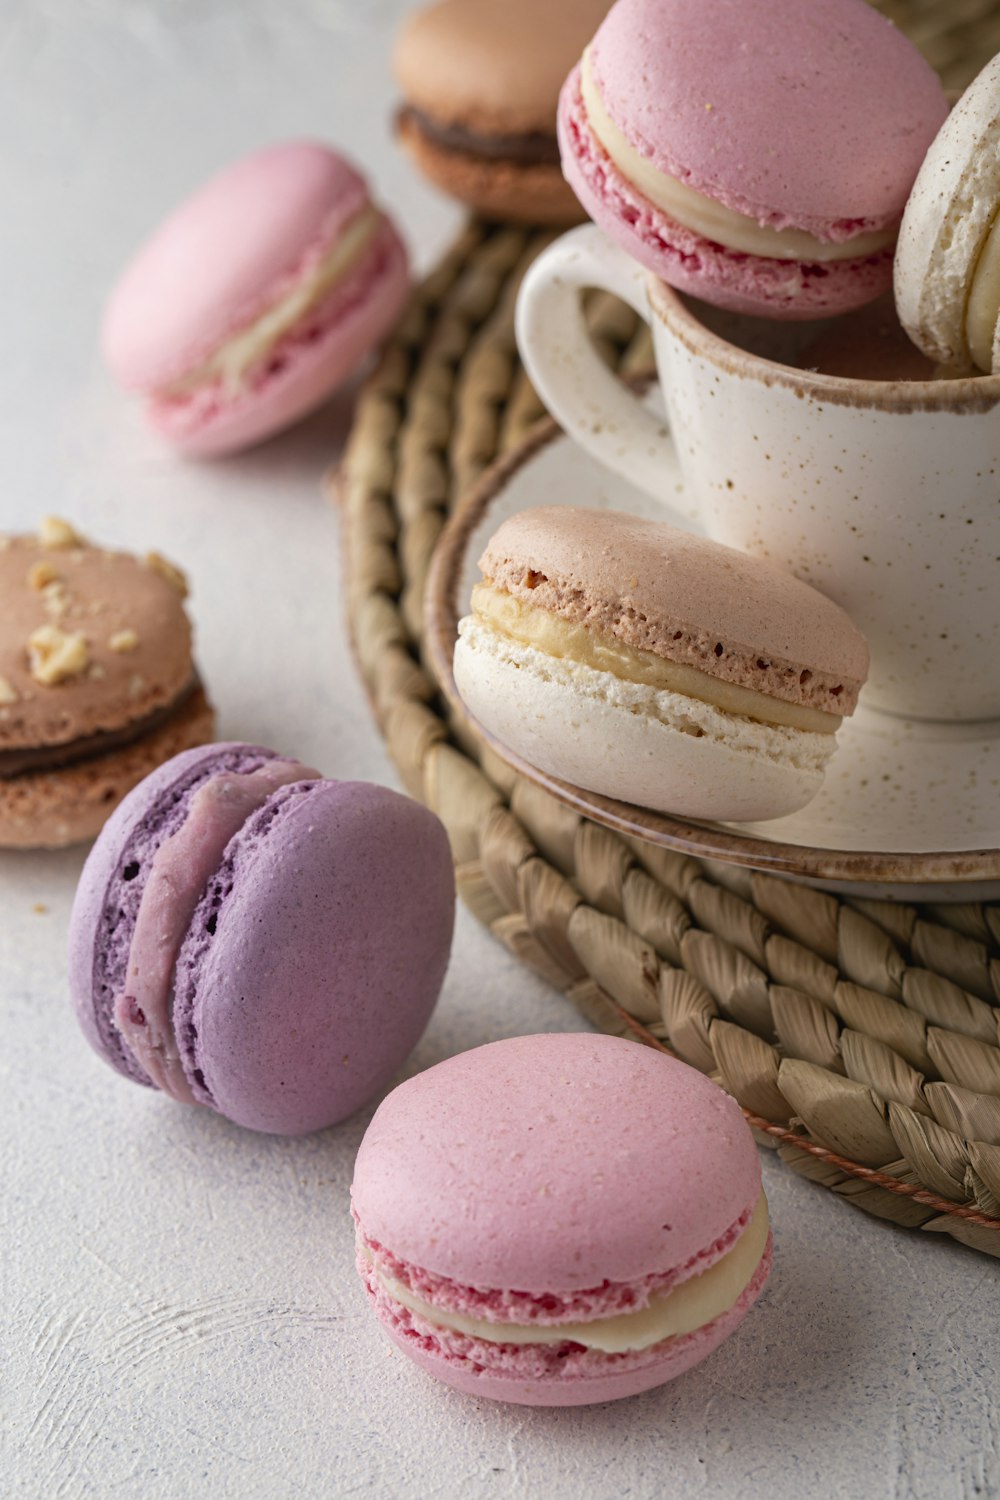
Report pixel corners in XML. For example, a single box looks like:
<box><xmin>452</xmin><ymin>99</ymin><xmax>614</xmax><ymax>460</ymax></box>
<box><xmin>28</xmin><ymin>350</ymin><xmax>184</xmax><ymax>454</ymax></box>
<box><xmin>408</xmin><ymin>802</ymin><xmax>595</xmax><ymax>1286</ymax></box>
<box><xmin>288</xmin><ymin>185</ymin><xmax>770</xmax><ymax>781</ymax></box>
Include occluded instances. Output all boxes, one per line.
<box><xmin>69</xmin><ymin>743</ymin><xmax>455</xmax><ymax>1134</ymax></box>
<box><xmin>102</xmin><ymin>141</ymin><xmax>409</xmax><ymax>457</ymax></box>
<box><xmin>353</xmin><ymin>1032</ymin><xmax>771</xmax><ymax>1405</ymax></box>
<box><xmin>453</xmin><ymin>506</ymin><xmax>869</xmax><ymax>822</ymax></box>
<box><xmin>0</xmin><ymin>519</ymin><xmax>213</xmax><ymax>848</ymax></box>
<box><xmin>559</xmin><ymin>0</ymin><xmax>948</xmax><ymax>317</ymax></box>
<box><xmin>393</xmin><ymin>0</ymin><xmax>611</xmax><ymax>225</ymax></box>
<box><xmin>895</xmin><ymin>54</ymin><xmax>1000</xmax><ymax>374</ymax></box>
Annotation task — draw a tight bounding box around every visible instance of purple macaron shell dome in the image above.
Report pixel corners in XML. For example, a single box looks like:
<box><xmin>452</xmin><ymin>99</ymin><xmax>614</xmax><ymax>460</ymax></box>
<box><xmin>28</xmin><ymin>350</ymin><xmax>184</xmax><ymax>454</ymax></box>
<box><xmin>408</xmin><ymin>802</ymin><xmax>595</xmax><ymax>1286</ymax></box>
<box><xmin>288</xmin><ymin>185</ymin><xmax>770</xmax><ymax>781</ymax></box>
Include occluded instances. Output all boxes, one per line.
<box><xmin>68</xmin><ymin>743</ymin><xmax>456</xmax><ymax>1135</ymax></box>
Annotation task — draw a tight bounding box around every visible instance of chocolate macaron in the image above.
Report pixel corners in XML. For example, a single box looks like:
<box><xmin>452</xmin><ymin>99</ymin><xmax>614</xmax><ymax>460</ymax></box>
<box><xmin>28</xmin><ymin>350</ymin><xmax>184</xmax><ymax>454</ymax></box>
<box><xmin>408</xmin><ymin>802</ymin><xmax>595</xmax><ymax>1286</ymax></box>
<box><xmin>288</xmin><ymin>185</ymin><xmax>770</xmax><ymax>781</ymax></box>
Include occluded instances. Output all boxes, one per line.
<box><xmin>394</xmin><ymin>0</ymin><xmax>610</xmax><ymax>225</ymax></box>
<box><xmin>0</xmin><ymin>519</ymin><xmax>213</xmax><ymax>848</ymax></box>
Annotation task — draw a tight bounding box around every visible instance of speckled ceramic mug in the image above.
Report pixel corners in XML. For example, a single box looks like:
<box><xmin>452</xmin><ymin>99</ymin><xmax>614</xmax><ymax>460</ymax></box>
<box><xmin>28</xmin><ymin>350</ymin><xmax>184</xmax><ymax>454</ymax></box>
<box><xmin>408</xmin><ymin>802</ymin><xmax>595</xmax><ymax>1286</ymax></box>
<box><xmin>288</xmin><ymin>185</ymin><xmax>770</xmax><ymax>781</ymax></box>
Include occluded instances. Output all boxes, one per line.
<box><xmin>517</xmin><ymin>225</ymin><xmax>1000</xmax><ymax>722</ymax></box>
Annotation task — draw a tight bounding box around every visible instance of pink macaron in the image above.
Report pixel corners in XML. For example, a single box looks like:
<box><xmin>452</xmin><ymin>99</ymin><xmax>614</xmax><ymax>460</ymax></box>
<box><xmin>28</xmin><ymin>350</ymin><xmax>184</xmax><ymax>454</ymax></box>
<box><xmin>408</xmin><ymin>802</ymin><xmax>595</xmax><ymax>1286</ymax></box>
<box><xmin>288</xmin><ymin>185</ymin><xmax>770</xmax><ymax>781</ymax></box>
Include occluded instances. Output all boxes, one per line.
<box><xmin>68</xmin><ymin>743</ymin><xmax>455</xmax><ymax>1134</ymax></box>
<box><xmin>102</xmin><ymin>141</ymin><xmax>410</xmax><ymax>456</ymax></box>
<box><xmin>559</xmin><ymin>0</ymin><xmax>948</xmax><ymax>318</ymax></box>
<box><xmin>353</xmin><ymin>1033</ymin><xmax>771</xmax><ymax>1405</ymax></box>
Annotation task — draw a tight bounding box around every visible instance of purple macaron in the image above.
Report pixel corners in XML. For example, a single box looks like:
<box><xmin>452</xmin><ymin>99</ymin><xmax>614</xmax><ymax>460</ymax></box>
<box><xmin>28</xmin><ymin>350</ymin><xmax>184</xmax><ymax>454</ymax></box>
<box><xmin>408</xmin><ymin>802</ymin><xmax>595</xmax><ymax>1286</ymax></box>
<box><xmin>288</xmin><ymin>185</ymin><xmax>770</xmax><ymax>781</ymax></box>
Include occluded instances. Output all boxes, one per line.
<box><xmin>68</xmin><ymin>742</ymin><xmax>455</xmax><ymax>1135</ymax></box>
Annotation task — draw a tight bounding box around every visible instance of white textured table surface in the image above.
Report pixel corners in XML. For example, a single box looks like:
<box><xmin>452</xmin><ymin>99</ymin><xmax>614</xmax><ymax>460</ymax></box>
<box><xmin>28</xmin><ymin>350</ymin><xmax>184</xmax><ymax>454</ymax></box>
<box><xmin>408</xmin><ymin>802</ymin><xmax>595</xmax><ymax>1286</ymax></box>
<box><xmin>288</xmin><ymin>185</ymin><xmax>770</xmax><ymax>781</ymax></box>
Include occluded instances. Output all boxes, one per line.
<box><xmin>2</xmin><ymin>6</ymin><xmax>998</xmax><ymax>1498</ymax></box>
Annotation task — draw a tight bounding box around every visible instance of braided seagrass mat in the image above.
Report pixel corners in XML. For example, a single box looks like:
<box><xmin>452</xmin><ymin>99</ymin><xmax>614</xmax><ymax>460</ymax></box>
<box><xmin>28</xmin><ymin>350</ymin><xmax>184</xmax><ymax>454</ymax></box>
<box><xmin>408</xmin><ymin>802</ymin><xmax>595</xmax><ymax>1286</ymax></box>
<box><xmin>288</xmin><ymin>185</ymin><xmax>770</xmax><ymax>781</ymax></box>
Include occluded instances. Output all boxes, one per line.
<box><xmin>337</xmin><ymin>6</ymin><xmax>1000</xmax><ymax>1260</ymax></box>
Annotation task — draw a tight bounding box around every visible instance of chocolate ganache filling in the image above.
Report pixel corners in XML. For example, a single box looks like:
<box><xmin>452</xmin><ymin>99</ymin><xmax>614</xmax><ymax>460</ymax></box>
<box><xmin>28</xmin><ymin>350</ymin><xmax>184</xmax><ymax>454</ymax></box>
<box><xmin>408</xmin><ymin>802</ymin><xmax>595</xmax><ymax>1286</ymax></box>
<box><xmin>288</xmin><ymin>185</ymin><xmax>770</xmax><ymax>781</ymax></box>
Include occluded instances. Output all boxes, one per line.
<box><xmin>0</xmin><ymin>676</ymin><xmax>202</xmax><ymax>779</ymax></box>
<box><xmin>399</xmin><ymin>106</ymin><xmax>560</xmax><ymax>167</ymax></box>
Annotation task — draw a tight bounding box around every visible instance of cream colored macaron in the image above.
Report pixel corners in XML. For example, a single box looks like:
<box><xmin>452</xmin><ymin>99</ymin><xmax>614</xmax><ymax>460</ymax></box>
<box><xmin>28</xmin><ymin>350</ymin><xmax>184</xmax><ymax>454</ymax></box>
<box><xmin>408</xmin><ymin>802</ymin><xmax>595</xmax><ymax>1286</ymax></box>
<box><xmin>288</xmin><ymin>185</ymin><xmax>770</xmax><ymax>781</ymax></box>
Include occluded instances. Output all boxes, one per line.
<box><xmin>453</xmin><ymin>508</ymin><xmax>869</xmax><ymax>823</ymax></box>
<box><xmin>895</xmin><ymin>55</ymin><xmax>1000</xmax><ymax>373</ymax></box>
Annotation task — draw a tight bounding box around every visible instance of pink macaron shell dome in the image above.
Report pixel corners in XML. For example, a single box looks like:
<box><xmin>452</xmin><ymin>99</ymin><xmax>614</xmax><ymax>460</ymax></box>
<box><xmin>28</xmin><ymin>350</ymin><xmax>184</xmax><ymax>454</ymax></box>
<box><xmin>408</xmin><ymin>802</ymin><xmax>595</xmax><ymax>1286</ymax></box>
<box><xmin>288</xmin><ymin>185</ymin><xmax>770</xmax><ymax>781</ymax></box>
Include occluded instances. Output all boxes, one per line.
<box><xmin>147</xmin><ymin>216</ymin><xmax>408</xmax><ymax>458</ymax></box>
<box><xmin>102</xmin><ymin>140</ymin><xmax>373</xmax><ymax>391</ymax></box>
<box><xmin>352</xmin><ymin>1032</ymin><xmax>761</xmax><ymax>1293</ymax></box>
<box><xmin>586</xmin><ymin>0</ymin><xmax>948</xmax><ymax>238</ymax></box>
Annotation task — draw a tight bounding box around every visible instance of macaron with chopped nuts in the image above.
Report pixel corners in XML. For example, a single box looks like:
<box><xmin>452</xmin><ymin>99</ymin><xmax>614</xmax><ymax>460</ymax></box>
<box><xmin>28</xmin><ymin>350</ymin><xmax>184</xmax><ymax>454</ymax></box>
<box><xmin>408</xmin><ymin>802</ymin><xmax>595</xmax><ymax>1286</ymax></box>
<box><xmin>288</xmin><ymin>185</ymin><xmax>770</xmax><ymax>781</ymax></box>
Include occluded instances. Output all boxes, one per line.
<box><xmin>0</xmin><ymin>518</ymin><xmax>213</xmax><ymax>848</ymax></box>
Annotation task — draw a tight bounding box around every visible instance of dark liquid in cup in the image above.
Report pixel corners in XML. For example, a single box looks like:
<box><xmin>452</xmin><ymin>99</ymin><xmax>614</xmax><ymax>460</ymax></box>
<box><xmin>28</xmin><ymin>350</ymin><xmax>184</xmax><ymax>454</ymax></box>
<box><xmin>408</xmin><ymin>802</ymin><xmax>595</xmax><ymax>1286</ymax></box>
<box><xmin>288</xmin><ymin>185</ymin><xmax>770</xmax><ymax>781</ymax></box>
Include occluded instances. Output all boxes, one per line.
<box><xmin>686</xmin><ymin>293</ymin><xmax>942</xmax><ymax>382</ymax></box>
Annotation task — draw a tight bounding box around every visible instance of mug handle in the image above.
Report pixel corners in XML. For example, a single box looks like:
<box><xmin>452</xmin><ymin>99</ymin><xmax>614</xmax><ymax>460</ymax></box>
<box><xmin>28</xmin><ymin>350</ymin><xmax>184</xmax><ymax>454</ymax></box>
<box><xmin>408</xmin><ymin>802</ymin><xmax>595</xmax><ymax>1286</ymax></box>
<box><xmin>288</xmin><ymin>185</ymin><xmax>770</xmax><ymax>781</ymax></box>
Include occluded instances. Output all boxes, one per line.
<box><xmin>516</xmin><ymin>223</ymin><xmax>678</xmax><ymax>505</ymax></box>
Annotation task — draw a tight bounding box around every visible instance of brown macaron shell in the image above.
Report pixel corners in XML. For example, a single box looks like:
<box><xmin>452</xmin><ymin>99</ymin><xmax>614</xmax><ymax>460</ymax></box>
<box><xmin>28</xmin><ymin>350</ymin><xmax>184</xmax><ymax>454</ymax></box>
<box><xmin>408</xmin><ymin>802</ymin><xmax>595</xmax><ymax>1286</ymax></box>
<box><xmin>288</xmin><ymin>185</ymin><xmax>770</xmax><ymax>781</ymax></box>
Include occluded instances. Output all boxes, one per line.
<box><xmin>0</xmin><ymin>527</ymin><xmax>214</xmax><ymax>848</ymax></box>
<box><xmin>0</xmin><ymin>534</ymin><xmax>194</xmax><ymax>754</ymax></box>
<box><xmin>0</xmin><ymin>686</ymin><xmax>214</xmax><ymax>849</ymax></box>
<box><xmin>394</xmin><ymin>0</ymin><xmax>610</xmax><ymax>224</ymax></box>
<box><xmin>478</xmin><ymin>508</ymin><xmax>869</xmax><ymax>716</ymax></box>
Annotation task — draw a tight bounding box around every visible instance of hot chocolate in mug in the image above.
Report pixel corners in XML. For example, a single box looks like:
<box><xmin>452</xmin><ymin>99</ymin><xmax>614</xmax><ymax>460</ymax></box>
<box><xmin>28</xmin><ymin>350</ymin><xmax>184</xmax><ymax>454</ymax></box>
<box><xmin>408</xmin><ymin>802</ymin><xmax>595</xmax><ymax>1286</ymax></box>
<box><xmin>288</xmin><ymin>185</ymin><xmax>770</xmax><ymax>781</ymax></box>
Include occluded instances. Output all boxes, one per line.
<box><xmin>516</xmin><ymin>224</ymin><xmax>1000</xmax><ymax>722</ymax></box>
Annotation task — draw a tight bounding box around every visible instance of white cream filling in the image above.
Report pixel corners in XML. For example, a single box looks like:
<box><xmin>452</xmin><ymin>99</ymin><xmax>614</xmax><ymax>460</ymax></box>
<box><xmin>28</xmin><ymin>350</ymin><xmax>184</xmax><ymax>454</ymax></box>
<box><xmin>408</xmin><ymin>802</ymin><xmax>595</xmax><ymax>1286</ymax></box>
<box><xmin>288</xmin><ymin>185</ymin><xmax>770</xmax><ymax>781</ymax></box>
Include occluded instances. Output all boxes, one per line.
<box><xmin>965</xmin><ymin>206</ymin><xmax>1000</xmax><ymax>373</ymax></box>
<box><xmin>369</xmin><ymin>1192</ymin><xmax>769</xmax><ymax>1356</ymax></box>
<box><xmin>164</xmin><ymin>206</ymin><xmax>383</xmax><ymax>397</ymax></box>
<box><xmin>580</xmin><ymin>50</ymin><xmax>894</xmax><ymax>264</ymax></box>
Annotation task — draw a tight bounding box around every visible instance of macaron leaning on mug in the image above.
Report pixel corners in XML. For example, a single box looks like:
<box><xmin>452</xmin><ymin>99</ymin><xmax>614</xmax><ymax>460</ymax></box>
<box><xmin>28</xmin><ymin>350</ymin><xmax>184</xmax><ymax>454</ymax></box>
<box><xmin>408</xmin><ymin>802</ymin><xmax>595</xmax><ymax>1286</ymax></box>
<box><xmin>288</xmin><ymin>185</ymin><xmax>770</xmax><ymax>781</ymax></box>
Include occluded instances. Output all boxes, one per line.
<box><xmin>102</xmin><ymin>142</ymin><xmax>409</xmax><ymax>457</ymax></box>
<box><xmin>895</xmin><ymin>54</ymin><xmax>1000</xmax><ymax>374</ymax></box>
<box><xmin>69</xmin><ymin>743</ymin><xmax>456</xmax><ymax>1135</ymax></box>
<box><xmin>559</xmin><ymin>0</ymin><xmax>948</xmax><ymax>317</ymax></box>
<box><xmin>394</xmin><ymin>0</ymin><xmax>611</xmax><ymax>225</ymax></box>
<box><xmin>453</xmin><ymin>507</ymin><xmax>869</xmax><ymax>822</ymax></box>
<box><xmin>353</xmin><ymin>1033</ymin><xmax>771</xmax><ymax>1406</ymax></box>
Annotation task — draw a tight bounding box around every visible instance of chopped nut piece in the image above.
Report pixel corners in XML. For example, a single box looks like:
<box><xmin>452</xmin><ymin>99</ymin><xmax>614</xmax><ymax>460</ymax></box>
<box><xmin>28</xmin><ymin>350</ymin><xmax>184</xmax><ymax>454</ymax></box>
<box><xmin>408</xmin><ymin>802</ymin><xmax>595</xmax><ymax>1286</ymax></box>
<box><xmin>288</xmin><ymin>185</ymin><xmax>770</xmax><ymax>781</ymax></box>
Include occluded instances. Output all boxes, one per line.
<box><xmin>144</xmin><ymin>551</ymin><xmax>188</xmax><ymax>597</ymax></box>
<box><xmin>27</xmin><ymin>560</ymin><xmax>60</xmax><ymax>590</ymax></box>
<box><xmin>128</xmin><ymin>673</ymin><xmax>146</xmax><ymax>698</ymax></box>
<box><xmin>42</xmin><ymin>580</ymin><xmax>69</xmax><ymax>619</ymax></box>
<box><xmin>88</xmin><ymin>663</ymin><xmax>107</xmax><ymax>681</ymax></box>
<box><xmin>0</xmin><ymin>676</ymin><xmax>18</xmax><ymax>705</ymax></box>
<box><xmin>109</xmin><ymin>628</ymin><xmax>139</xmax><ymax>653</ymax></box>
<box><xmin>27</xmin><ymin>624</ymin><xmax>89</xmax><ymax>685</ymax></box>
<box><xmin>38</xmin><ymin>516</ymin><xmax>85</xmax><ymax>550</ymax></box>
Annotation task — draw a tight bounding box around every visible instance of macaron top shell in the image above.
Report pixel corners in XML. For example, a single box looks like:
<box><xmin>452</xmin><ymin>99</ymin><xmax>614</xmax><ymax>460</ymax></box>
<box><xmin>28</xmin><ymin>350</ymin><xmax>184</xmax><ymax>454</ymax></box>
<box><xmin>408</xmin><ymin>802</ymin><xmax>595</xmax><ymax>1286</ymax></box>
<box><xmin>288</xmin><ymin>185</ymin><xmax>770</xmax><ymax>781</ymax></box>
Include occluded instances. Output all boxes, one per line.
<box><xmin>102</xmin><ymin>141</ymin><xmax>371</xmax><ymax>390</ymax></box>
<box><xmin>173</xmin><ymin>777</ymin><xmax>455</xmax><ymax>1135</ymax></box>
<box><xmin>895</xmin><ymin>54</ymin><xmax>1000</xmax><ymax>367</ymax></box>
<box><xmin>0</xmin><ymin>531</ymin><xmax>192</xmax><ymax>751</ymax></box>
<box><xmin>479</xmin><ymin>507</ymin><xmax>869</xmax><ymax>712</ymax></box>
<box><xmin>352</xmin><ymin>1032</ymin><xmax>760</xmax><ymax>1292</ymax></box>
<box><xmin>395</xmin><ymin>0</ymin><xmax>611</xmax><ymax>137</ymax></box>
<box><xmin>587</xmin><ymin>0</ymin><xmax>948</xmax><ymax>237</ymax></box>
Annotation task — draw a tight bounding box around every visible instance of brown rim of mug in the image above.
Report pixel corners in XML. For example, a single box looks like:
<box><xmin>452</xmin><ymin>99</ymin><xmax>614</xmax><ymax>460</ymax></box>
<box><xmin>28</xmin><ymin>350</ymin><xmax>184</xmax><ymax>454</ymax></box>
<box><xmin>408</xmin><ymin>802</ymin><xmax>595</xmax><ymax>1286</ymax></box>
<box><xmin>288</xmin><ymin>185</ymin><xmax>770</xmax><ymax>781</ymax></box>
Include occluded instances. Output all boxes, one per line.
<box><xmin>646</xmin><ymin>276</ymin><xmax>1000</xmax><ymax>415</ymax></box>
<box><xmin>424</xmin><ymin>416</ymin><xmax>1000</xmax><ymax>888</ymax></box>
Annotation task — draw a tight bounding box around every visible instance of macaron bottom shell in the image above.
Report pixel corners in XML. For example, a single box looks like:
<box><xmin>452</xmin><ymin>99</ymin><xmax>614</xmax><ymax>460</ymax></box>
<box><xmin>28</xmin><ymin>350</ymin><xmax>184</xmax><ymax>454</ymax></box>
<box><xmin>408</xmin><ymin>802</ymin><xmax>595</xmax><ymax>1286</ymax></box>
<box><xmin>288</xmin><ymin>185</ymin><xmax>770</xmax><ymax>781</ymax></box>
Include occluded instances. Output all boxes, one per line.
<box><xmin>361</xmin><ymin>1233</ymin><xmax>772</xmax><ymax>1406</ymax></box>
<box><xmin>453</xmin><ymin>625</ymin><xmax>830</xmax><ymax>823</ymax></box>
<box><xmin>0</xmin><ymin>685</ymin><xmax>214</xmax><ymax>850</ymax></box>
<box><xmin>149</xmin><ymin>217</ymin><xmax>409</xmax><ymax>457</ymax></box>
<box><xmin>558</xmin><ymin>70</ymin><xmax>894</xmax><ymax>321</ymax></box>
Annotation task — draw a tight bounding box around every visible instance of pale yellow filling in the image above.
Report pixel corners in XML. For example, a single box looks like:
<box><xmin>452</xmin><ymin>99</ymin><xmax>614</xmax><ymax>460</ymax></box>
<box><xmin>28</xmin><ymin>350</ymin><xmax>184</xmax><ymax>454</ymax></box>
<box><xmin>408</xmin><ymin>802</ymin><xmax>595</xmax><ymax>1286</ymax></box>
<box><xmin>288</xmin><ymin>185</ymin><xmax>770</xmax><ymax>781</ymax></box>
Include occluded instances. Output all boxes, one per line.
<box><xmin>580</xmin><ymin>50</ymin><xmax>895</xmax><ymax>265</ymax></box>
<box><xmin>965</xmin><ymin>206</ymin><xmax>1000</xmax><ymax>373</ymax></box>
<box><xmin>371</xmin><ymin>1192</ymin><xmax>769</xmax><ymax>1356</ymax></box>
<box><xmin>472</xmin><ymin>583</ymin><xmax>840</xmax><ymax>735</ymax></box>
<box><xmin>165</xmin><ymin>206</ymin><xmax>383</xmax><ymax>396</ymax></box>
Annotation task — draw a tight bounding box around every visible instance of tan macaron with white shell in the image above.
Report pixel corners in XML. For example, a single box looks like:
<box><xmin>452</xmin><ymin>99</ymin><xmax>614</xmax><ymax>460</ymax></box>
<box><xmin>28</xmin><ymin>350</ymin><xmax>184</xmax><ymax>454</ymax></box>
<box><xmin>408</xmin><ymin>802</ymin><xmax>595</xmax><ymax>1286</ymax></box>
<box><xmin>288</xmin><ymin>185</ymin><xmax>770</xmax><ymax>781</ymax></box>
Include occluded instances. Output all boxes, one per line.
<box><xmin>453</xmin><ymin>508</ymin><xmax>869</xmax><ymax>823</ymax></box>
<box><xmin>895</xmin><ymin>54</ymin><xmax>1000</xmax><ymax>373</ymax></box>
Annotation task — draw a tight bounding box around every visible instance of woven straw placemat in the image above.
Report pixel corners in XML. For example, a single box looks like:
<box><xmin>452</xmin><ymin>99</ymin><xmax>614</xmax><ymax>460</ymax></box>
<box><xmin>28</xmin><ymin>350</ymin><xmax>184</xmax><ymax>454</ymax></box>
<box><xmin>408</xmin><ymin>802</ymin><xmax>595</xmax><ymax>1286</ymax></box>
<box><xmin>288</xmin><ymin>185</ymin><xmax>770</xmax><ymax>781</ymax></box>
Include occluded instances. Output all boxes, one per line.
<box><xmin>338</xmin><ymin>10</ymin><xmax>1000</xmax><ymax>1260</ymax></box>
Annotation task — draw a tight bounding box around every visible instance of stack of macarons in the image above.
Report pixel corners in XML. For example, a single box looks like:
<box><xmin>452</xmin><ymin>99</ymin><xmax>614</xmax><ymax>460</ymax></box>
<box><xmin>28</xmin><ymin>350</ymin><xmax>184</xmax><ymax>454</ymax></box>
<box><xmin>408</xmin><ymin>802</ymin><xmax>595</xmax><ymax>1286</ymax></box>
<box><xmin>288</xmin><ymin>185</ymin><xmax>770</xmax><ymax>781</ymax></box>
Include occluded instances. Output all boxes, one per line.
<box><xmin>557</xmin><ymin>0</ymin><xmax>949</xmax><ymax>318</ymax></box>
